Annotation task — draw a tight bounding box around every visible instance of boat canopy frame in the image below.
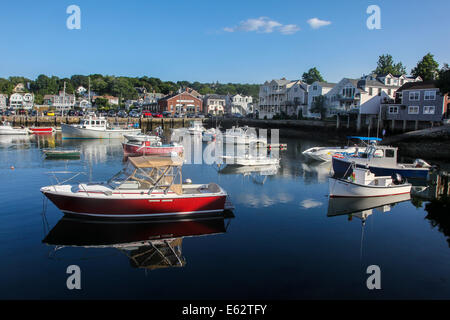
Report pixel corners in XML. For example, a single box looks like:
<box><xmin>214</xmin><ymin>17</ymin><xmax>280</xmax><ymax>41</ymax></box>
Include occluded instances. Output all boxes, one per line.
<box><xmin>109</xmin><ymin>156</ymin><xmax>184</xmax><ymax>195</ymax></box>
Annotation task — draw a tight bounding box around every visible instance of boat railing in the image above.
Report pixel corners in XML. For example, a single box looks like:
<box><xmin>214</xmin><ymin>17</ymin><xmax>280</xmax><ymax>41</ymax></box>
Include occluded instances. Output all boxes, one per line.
<box><xmin>45</xmin><ymin>171</ymin><xmax>88</xmax><ymax>193</ymax></box>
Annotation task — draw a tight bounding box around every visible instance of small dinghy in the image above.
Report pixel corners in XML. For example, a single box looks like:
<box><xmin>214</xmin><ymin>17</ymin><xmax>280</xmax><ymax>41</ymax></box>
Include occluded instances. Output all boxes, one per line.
<box><xmin>43</xmin><ymin>149</ymin><xmax>81</xmax><ymax>159</ymax></box>
<box><xmin>329</xmin><ymin>166</ymin><xmax>411</xmax><ymax>198</ymax></box>
<box><xmin>28</xmin><ymin>127</ymin><xmax>55</xmax><ymax>134</ymax></box>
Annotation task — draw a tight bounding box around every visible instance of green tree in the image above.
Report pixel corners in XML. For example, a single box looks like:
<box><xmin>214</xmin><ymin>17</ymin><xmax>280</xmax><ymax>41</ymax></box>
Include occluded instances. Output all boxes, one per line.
<box><xmin>310</xmin><ymin>95</ymin><xmax>327</xmax><ymax>119</ymax></box>
<box><xmin>302</xmin><ymin>67</ymin><xmax>325</xmax><ymax>84</ymax></box>
<box><xmin>373</xmin><ymin>54</ymin><xmax>406</xmax><ymax>75</ymax></box>
<box><xmin>411</xmin><ymin>53</ymin><xmax>440</xmax><ymax>81</ymax></box>
<box><xmin>436</xmin><ymin>63</ymin><xmax>450</xmax><ymax>95</ymax></box>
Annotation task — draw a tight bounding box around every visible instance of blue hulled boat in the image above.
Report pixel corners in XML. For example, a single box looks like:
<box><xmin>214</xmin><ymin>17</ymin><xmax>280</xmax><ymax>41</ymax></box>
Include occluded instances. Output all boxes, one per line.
<box><xmin>332</xmin><ymin>144</ymin><xmax>431</xmax><ymax>180</ymax></box>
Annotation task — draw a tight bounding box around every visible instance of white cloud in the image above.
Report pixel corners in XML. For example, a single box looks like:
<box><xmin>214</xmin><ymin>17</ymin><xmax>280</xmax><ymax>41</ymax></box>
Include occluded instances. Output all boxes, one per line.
<box><xmin>300</xmin><ymin>199</ymin><xmax>323</xmax><ymax>209</ymax></box>
<box><xmin>280</xmin><ymin>24</ymin><xmax>301</xmax><ymax>35</ymax></box>
<box><xmin>307</xmin><ymin>17</ymin><xmax>332</xmax><ymax>29</ymax></box>
<box><xmin>224</xmin><ymin>17</ymin><xmax>300</xmax><ymax>35</ymax></box>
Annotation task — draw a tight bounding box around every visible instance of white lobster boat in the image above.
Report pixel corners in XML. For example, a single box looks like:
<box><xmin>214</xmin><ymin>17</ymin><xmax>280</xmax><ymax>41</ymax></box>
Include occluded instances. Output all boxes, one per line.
<box><xmin>0</xmin><ymin>121</ymin><xmax>28</xmax><ymax>135</ymax></box>
<box><xmin>329</xmin><ymin>166</ymin><xmax>411</xmax><ymax>198</ymax></box>
<box><xmin>62</xmin><ymin>116</ymin><xmax>141</xmax><ymax>139</ymax></box>
<box><xmin>223</xmin><ymin>126</ymin><xmax>266</xmax><ymax>145</ymax></box>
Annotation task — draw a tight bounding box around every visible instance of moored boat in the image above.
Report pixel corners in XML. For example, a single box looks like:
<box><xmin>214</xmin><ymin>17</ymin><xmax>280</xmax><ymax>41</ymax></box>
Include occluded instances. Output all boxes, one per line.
<box><xmin>332</xmin><ymin>144</ymin><xmax>431</xmax><ymax>179</ymax></box>
<box><xmin>62</xmin><ymin>116</ymin><xmax>141</xmax><ymax>139</ymax></box>
<box><xmin>329</xmin><ymin>166</ymin><xmax>411</xmax><ymax>198</ymax></box>
<box><xmin>43</xmin><ymin>149</ymin><xmax>81</xmax><ymax>159</ymax></box>
<box><xmin>122</xmin><ymin>140</ymin><xmax>183</xmax><ymax>156</ymax></box>
<box><xmin>302</xmin><ymin>136</ymin><xmax>382</xmax><ymax>162</ymax></box>
<box><xmin>28</xmin><ymin>127</ymin><xmax>55</xmax><ymax>134</ymax></box>
<box><xmin>0</xmin><ymin>121</ymin><xmax>28</xmax><ymax>135</ymax></box>
<box><xmin>223</xmin><ymin>126</ymin><xmax>266</xmax><ymax>145</ymax></box>
<box><xmin>40</xmin><ymin>156</ymin><xmax>232</xmax><ymax>218</ymax></box>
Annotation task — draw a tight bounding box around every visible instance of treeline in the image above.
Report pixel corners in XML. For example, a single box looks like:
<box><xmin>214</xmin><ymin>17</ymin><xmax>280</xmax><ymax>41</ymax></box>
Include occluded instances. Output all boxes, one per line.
<box><xmin>0</xmin><ymin>74</ymin><xmax>260</xmax><ymax>105</ymax></box>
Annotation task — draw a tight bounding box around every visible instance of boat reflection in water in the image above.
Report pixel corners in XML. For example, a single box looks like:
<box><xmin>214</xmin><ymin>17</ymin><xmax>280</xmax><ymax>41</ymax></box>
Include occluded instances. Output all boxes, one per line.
<box><xmin>218</xmin><ymin>164</ymin><xmax>279</xmax><ymax>185</ymax></box>
<box><xmin>327</xmin><ymin>193</ymin><xmax>411</xmax><ymax>223</ymax></box>
<box><xmin>42</xmin><ymin>212</ymin><xmax>234</xmax><ymax>271</ymax></box>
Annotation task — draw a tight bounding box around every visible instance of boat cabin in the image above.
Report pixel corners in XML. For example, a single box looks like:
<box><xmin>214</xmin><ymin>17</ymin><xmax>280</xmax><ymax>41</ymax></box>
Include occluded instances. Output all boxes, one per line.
<box><xmin>356</xmin><ymin>145</ymin><xmax>398</xmax><ymax>166</ymax></box>
<box><xmin>80</xmin><ymin>116</ymin><xmax>108</xmax><ymax>129</ymax></box>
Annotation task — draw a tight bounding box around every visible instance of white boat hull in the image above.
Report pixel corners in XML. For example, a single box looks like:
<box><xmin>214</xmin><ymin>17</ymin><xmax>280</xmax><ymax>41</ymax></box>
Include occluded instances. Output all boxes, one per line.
<box><xmin>0</xmin><ymin>128</ymin><xmax>28</xmax><ymax>135</ymax></box>
<box><xmin>62</xmin><ymin>124</ymin><xmax>141</xmax><ymax>139</ymax></box>
<box><xmin>329</xmin><ymin>177</ymin><xmax>411</xmax><ymax>198</ymax></box>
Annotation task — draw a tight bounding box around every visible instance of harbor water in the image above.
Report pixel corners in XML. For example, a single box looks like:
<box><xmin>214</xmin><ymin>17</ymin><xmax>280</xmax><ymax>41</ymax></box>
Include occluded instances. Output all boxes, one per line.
<box><xmin>0</xmin><ymin>132</ymin><xmax>450</xmax><ymax>299</ymax></box>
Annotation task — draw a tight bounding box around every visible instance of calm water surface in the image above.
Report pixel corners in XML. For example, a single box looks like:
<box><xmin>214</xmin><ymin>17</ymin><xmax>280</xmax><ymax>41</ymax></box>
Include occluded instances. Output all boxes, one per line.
<box><xmin>0</xmin><ymin>132</ymin><xmax>450</xmax><ymax>299</ymax></box>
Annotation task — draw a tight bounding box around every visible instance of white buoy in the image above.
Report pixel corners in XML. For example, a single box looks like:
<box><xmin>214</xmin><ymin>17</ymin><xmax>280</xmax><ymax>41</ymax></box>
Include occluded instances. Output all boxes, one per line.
<box><xmin>184</xmin><ymin>178</ymin><xmax>192</xmax><ymax>184</ymax></box>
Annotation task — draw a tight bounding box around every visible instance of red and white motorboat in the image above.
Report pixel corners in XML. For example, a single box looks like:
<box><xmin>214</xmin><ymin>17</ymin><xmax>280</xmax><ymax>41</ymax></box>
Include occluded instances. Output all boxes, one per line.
<box><xmin>122</xmin><ymin>140</ymin><xmax>184</xmax><ymax>156</ymax></box>
<box><xmin>41</xmin><ymin>156</ymin><xmax>232</xmax><ymax>218</ymax></box>
<box><xmin>28</xmin><ymin>127</ymin><xmax>55</xmax><ymax>134</ymax></box>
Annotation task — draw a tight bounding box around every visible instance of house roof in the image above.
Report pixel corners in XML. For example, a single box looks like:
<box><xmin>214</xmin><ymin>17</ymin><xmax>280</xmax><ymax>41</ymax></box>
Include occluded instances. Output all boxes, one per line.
<box><xmin>314</xmin><ymin>81</ymin><xmax>336</xmax><ymax>88</ymax></box>
<box><xmin>204</xmin><ymin>94</ymin><xmax>226</xmax><ymax>100</ymax></box>
<box><xmin>396</xmin><ymin>81</ymin><xmax>437</xmax><ymax>92</ymax></box>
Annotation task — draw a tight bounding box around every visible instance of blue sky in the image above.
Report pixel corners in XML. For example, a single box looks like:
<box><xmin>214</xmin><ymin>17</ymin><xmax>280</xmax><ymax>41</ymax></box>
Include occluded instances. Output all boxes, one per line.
<box><xmin>1</xmin><ymin>0</ymin><xmax>449</xmax><ymax>83</ymax></box>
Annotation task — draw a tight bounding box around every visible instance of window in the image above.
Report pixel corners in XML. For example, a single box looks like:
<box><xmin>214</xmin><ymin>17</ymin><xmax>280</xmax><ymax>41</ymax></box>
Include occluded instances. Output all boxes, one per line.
<box><xmin>378</xmin><ymin>88</ymin><xmax>382</xmax><ymax>96</ymax></box>
<box><xmin>423</xmin><ymin>106</ymin><xmax>435</xmax><ymax>114</ymax></box>
<box><xmin>385</xmin><ymin>149</ymin><xmax>395</xmax><ymax>158</ymax></box>
<box><xmin>409</xmin><ymin>91</ymin><xmax>420</xmax><ymax>101</ymax></box>
<box><xmin>313</xmin><ymin>86</ymin><xmax>317</xmax><ymax>90</ymax></box>
<box><xmin>369</xmin><ymin>87</ymin><xmax>373</xmax><ymax>95</ymax></box>
<box><xmin>408</xmin><ymin>106</ymin><xmax>419</xmax><ymax>114</ymax></box>
<box><xmin>424</xmin><ymin>91</ymin><xmax>436</xmax><ymax>100</ymax></box>
<box><xmin>389</xmin><ymin>106</ymin><xmax>399</xmax><ymax>114</ymax></box>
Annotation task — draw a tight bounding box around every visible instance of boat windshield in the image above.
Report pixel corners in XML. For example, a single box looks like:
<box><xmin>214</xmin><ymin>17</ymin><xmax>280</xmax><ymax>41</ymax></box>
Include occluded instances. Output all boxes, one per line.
<box><xmin>107</xmin><ymin>160</ymin><xmax>182</xmax><ymax>193</ymax></box>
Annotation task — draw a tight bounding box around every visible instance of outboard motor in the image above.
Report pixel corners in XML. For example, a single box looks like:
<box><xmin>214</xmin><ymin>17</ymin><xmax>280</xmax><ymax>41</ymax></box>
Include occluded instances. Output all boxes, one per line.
<box><xmin>392</xmin><ymin>173</ymin><xmax>406</xmax><ymax>185</ymax></box>
<box><xmin>413</xmin><ymin>159</ymin><xmax>431</xmax><ymax>168</ymax></box>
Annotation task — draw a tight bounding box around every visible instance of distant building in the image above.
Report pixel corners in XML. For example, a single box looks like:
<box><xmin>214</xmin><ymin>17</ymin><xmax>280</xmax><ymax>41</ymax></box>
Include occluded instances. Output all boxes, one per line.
<box><xmin>226</xmin><ymin>94</ymin><xmax>253</xmax><ymax>115</ymax></box>
<box><xmin>307</xmin><ymin>81</ymin><xmax>336</xmax><ymax>118</ymax></box>
<box><xmin>9</xmin><ymin>92</ymin><xmax>34</xmax><ymax>109</ymax></box>
<box><xmin>76</xmin><ymin>86</ymin><xmax>87</xmax><ymax>95</ymax></box>
<box><xmin>43</xmin><ymin>91</ymin><xmax>76</xmax><ymax>111</ymax></box>
<box><xmin>13</xmin><ymin>83</ymin><xmax>26</xmax><ymax>93</ymax></box>
<box><xmin>0</xmin><ymin>94</ymin><xmax>8</xmax><ymax>110</ymax></box>
<box><xmin>93</xmin><ymin>95</ymin><xmax>119</xmax><ymax>106</ymax></box>
<box><xmin>381</xmin><ymin>81</ymin><xmax>448</xmax><ymax>127</ymax></box>
<box><xmin>158</xmin><ymin>90</ymin><xmax>203</xmax><ymax>115</ymax></box>
<box><xmin>204</xmin><ymin>94</ymin><xmax>226</xmax><ymax>115</ymax></box>
<box><xmin>258</xmin><ymin>79</ymin><xmax>308</xmax><ymax>119</ymax></box>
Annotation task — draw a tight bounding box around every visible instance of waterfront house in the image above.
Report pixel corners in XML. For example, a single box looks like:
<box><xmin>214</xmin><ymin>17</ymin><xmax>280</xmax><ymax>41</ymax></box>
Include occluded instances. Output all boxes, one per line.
<box><xmin>225</xmin><ymin>94</ymin><xmax>253</xmax><ymax>115</ymax></box>
<box><xmin>44</xmin><ymin>91</ymin><xmax>76</xmax><ymax>112</ymax></box>
<box><xmin>204</xmin><ymin>94</ymin><xmax>226</xmax><ymax>115</ymax></box>
<box><xmin>158</xmin><ymin>90</ymin><xmax>203</xmax><ymax>115</ymax></box>
<box><xmin>307</xmin><ymin>81</ymin><xmax>336</xmax><ymax>118</ymax></box>
<box><xmin>381</xmin><ymin>81</ymin><xmax>448</xmax><ymax>130</ymax></box>
<box><xmin>9</xmin><ymin>92</ymin><xmax>34</xmax><ymax>110</ymax></box>
<box><xmin>258</xmin><ymin>79</ymin><xmax>308</xmax><ymax>119</ymax></box>
<box><xmin>0</xmin><ymin>94</ymin><xmax>8</xmax><ymax>110</ymax></box>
